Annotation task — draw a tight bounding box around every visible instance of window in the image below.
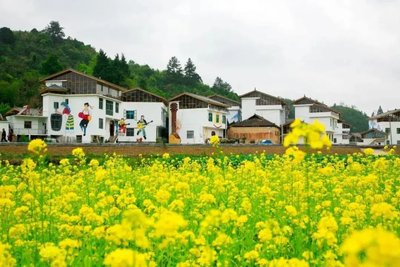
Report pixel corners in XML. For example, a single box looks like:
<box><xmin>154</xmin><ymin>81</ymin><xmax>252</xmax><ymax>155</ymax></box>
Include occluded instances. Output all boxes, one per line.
<box><xmin>187</xmin><ymin>130</ymin><xmax>194</xmax><ymax>139</ymax></box>
<box><xmin>99</xmin><ymin>118</ymin><xmax>104</xmax><ymax>129</ymax></box>
<box><xmin>115</xmin><ymin>103</ymin><xmax>119</xmax><ymax>113</ymax></box>
<box><xmin>208</xmin><ymin>113</ymin><xmax>213</xmax><ymax>122</ymax></box>
<box><xmin>333</xmin><ymin>138</ymin><xmax>337</xmax><ymax>143</ymax></box>
<box><xmin>126</xmin><ymin>110</ymin><xmax>136</xmax><ymax>120</ymax></box>
<box><xmin>126</xmin><ymin>128</ymin><xmax>135</xmax><ymax>136</ymax></box>
<box><xmin>385</xmin><ymin>128</ymin><xmax>391</xmax><ymax>134</ymax></box>
<box><xmin>99</xmin><ymin>98</ymin><xmax>103</xmax><ymax>110</ymax></box>
<box><xmin>106</xmin><ymin>100</ymin><xmax>113</xmax><ymax>115</ymax></box>
<box><xmin>222</xmin><ymin>115</ymin><xmax>226</xmax><ymax>124</ymax></box>
<box><xmin>65</xmin><ymin>99</ymin><xmax>69</xmax><ymax>104</ymax></box>
<box><xmin>397</xmin><ymin>128</ymin><xmax>400</xmax><ymax>134</ymax></box>
<box><xmin>216</xmin><ymin>114</ymin><xmax>220</xmax><ymax>123</ymax></box>
<box><xmin>24</xmin><ymin>121</ymin><xmax>32</xmax><ymax>129</ymax></box>
<box><xmin>53</xmin><ymin>102</ymin><xmax>59</xmax><ymax>109</ymax></box>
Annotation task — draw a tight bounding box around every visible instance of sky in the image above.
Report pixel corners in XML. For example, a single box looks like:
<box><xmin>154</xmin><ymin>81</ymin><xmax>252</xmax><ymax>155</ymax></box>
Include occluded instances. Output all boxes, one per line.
<box><xmin>1</xmin><ymin>0</ymin><xmax>400</xmax><ymax>115</ymax></box>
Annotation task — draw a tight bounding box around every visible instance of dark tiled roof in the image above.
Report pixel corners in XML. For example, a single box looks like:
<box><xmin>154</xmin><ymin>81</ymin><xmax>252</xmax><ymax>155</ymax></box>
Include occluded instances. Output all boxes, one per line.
<box><xmin>229</xmin><ymin>114</ymin><xmax>279</xmax><ymax>128</ymax></box>
<box><xmin>169</xmin><ymin>92</ymin><xmax>229</xmax><ymax>108</ymax></box>
<box><xmin>294</xmin><ymin>96</ymin><xmax>339</xmax><ymax>114</ymax></box>
<box><xmin>40</xmin><ymin>68</ymin><xmax>128</xmax><ymax>92</ymax></box>
<box><xmin>240</xmin><ymin>89</ymin><xmax>285</xmax><ymax>105</ymax></box>
<box><xmin>208</xmin><ymin>94</ymin><xmax>240</xmax><ymax>107</ymax></box>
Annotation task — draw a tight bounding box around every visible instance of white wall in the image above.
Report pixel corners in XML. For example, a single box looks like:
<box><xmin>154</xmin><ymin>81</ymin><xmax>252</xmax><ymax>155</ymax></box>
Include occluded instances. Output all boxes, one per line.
<box><xmin>118</xmin><ymin>102</ymin><xmax>167</xmax><ymax>142</ymax></box>
<box><xmin>375</xmin><ymin>121</ymin><xmax>400</xmax><ymax>145</ymax></box>
<box><xmin>333</xmin><ymin>123</ymin><xmax>350</xmax><ymax>145</ymax></box>
<box><xmin>42</xmin><ymin>94</ymin><xmax>123</xmax><ymax>143</ymax></box>
<box><xmin>255</xmin><ymin>105</ymin><xmax>284</xmax><ymax>126</ymax></box>
<box><xmin>0</xmin><ymin>121</ymin><xmax>10</xmax><ymax>136</ymax></box>
<box><xmin>294</xmin><ymin>104</ymin><xmax>340</xmax><ymax>137</ymax></box>
<box><xmin>6</xmin><ymin>116</ymin><xmax>46</xmax><ymax>137</ymax></box>
<box><xmin>170</xmin><ymin>104</ymin><xmax>227</xmax><ymax>144</ymax></box>
<box><xmin>241</xmin><ymin>98</ymin><xmax>257</xmax><ymax>121</ymax></box>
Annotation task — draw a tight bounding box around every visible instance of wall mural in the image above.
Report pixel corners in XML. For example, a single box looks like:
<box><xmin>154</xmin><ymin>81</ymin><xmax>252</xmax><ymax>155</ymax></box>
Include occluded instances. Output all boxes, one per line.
<box><xmin>118</xmin><ymin>118</ymin><xmax>127</xmax><ymax>134</ymax></box>
<box><xmin>60</xmin><ymin>102</ymin><xmax>74</xmax><ymax>131</ymax></box>
<box><xmin>78</xmin><ymin>103</ymin><xmax>92</xmax><ymax>136</ymax></box>
<box><xmin>136</xmin><ymin>115</ymin><xmax>153</xmax><ymax>142</ymax></box>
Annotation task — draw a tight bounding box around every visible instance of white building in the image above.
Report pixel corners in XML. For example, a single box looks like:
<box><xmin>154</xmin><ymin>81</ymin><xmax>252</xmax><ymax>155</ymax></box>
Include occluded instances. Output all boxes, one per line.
<box><xmin>208</xmin><ymin>95</ymin><xmax>241</xmax><ymax>124</ymax></box>
<box><xmin>168</xmin><ymin>93</ymin><xmax>229</xmax><ymax>144</ymax></box>
<box><xmin>293</xmin><ymin>96</ymin><xmax>341</xmax><ymax>143</ymax></box>
<box><xmin>4</xmin><ymin>69</ymin><xmax>169</xmax><ymax>144</ymax></box>
<box><xmin>119</xmin><ymin>88</ymin><xmax>168</xmax><ymax>143</ymax></box>
<box><xmin>39</xmin><ymin>69</ymin><xmax>127</xmax><ymax>143</ymax></box>
<box><xmin>333</xmin><ymin>120</ymin><xmax>351</xmax><ymax>145</ymax></box>
<box><xmin>369</xmin><ymin>109</ymin><xmax>400</xmax><ymax>145</ymax></box>
<box><xmin>240</xmin><ymin>89</ymin><xmax>287</xmax><ymax>127</ymax></box>
<box><xmin>5</xmin><ymin>106</ymin><xmax>47</xmax><ymax>141</ymax></box>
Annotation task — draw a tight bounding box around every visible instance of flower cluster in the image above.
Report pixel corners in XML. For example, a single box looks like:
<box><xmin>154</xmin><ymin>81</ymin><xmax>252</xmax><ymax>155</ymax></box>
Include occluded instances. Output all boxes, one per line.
<box><xmin>27</xmin><ymin>139</ymin><xmax>47</xmax><ymax>155</ymax></box>
<box><xmin>0</xmin><ymin>145</ymin><xmax>399</xmax><ymax>266</ymax></box>
<box><xmin>284</xmin><ymin>119</ymin><xmax>332</xmax><ymax>149</ymax></box>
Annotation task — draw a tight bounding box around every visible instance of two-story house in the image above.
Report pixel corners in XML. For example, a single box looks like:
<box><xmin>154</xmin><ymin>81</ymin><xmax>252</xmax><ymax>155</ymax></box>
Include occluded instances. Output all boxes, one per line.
<box><xmin>240</xmin><ymin>89</ymin><xmax>287</xmax><ymax>127</ymax></box>
<box><xmin>40</xmin><ymin>69</ymin><xmax>127</xmax><ymax>143</ymax></box>
<box><xmin>119</xmin><ymin>88</ymin><xmax>168</xmax><ymax>143</ymax></box>
<box><xmin>369</xmin><ymin>109</ymin><xmax>400</xmax><ymax>145</ymax></box>
<box><xmin>168</xmin><ymin>93</ymin><xmax>229</xmax><ymax>144</ymax></box>
<box><xmin>208</xmin><ymin>94</ymin><xmax>241</xmax><ymax>124</ymax></box>
<box><xmin>293</xmin><ymin>96</ymin><xmax>340</xmax><ymax>142</ymax></box>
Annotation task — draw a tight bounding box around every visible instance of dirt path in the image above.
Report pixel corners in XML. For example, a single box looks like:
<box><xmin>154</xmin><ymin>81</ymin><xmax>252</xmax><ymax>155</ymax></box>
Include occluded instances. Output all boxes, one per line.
<box><xmin>0</xmin><ymin>143</ymin><xmax>379</xmax><ymax>158</ymax></box>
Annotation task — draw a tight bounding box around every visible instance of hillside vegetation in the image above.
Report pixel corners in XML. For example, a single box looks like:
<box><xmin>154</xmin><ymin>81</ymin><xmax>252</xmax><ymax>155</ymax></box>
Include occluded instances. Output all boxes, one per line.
<box><xmin>0</xmin><ymin>22</ymin><xmax>238</xmax><ymax>115</ymax></box>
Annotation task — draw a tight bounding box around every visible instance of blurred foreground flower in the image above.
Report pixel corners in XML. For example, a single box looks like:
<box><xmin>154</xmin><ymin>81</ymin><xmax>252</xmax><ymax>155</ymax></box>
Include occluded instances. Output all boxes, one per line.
<box><xmin>341</xmin><ymin>228</ymin><xmax>400</xmax><ymax>267</ymax></box>
<box><xmin>284</xmin><ymin>119</ymin><xmax>331</xmax><ymax>149</ymax></box>
<box><xmin>27</xmin><ymin>139</ymin><xmax>47</xmax><ymax>155</ymax></box>
<box><xmin>210</xmin><ymin>135</ymin><xmax>220</xmax><ymax>147</ymax></box>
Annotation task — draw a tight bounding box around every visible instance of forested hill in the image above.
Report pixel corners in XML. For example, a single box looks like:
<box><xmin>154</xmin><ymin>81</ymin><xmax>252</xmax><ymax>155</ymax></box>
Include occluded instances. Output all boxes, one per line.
<box><xmin>331</xmin><ymin>104</ymin><xmax>369</xmax><ymax>133</ymax></box>
<box><xmin>0</xmin><ymin>21</ymin><xmax>238</xmax><ymax>115</ymax></box>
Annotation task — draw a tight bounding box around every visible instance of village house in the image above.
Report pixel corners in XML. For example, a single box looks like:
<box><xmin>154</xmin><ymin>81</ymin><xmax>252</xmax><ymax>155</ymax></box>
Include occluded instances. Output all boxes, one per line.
<box><xmin>227</xmin><ymin>114</ymin><xmax>280</xmax><ymax>144</ymax></box>
<box><xmin>333</xmin><ymin>120</ymin><xmax>351</xmax><ymax>145</ymax></box>
<box><xmin>5</xmin><ymin>106</ymin><xmax>47</xmax><ymax>141</ymax></box>
<box><xmin>293</xmin><ymin>96</ymin><xmax>341</xmax><ymax>143</ymax></box>
<box><xmin>240</xmin><ymin>89</ymin><xmax>287</xmax><ymax>127</ymax></box>
<box><xmin>369</xmin><ymin>109</ymin><xmax>400</xmax><ymax>145</ymax></box>
<box><xmin>40</xmin><ymin>69</ymin><xmax>127</xmax><ymax>143</ymax></box>
<box><xmin>168</xmin><ymin>92</ymin><xmax>229</xmax><ymax>144</ymax></box>
<box><xmin>208</xmin><ymin>94</ymin><xmax>241</xmax><ymax>124</ymax></box>
<box><xmin>119</xmin><ymin>88</ymin><xmax>168</xmax><ymax>143</ymax></box>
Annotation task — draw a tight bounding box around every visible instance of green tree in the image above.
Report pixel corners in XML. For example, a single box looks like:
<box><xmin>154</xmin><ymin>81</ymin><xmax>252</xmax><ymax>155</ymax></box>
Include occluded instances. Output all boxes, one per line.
<box><xmin>165</xmin><ymin>56</ymin><xmax>183</xmax><ymax>85</ymax></box>
<box><xmin>0</xmin><ymin>27</ymin><xmax>15</xmax><ymax>45</ymax></box>
<box><xmin>43</xmin><ymin>21</ymin><xmax>65</xmax><ymax>41</ymax></box>
<box><xmin>40</xmin><ymin>55</ymin><xmax>63</xmax><ymax>75</ymax></box>
<box><xmin>212</xmin><ymin>77</ymin><xmax>232</xmax><ymax>93</ymax></box>
<box><xmin>93</xmin><ymin>50</ymin><xmax>111</xmax><ymax>80</ymax></box>
<box><xmin>0</xmin><ymin>103</ymin><xmax>11</xmax><ymax>116</ymax></box>
<box><xmin>184</xmin><ymin>58</ymin><xmax>202</xmax><ymax>85</ymax></box>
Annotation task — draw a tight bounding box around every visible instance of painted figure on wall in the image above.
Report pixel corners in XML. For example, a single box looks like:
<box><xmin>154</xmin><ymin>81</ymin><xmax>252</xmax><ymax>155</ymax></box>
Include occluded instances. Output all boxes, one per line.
<box><xmin>136</xmin><ymin>115</ymin><xmax>153</xmax><ymax>143</ymax></box>
<box><xmin>118</xmin><ymin>118</ymin><xmax>127</xmax><ymax>134</ymax></box>
<box><xmin>60</xmin><ymin>102</ymin><xmax>74</xmax><ymax>131</ymax></box>
<box><xmin>78</xmin><ymin>102</ymin><xmax>92</xmax><ymax>136</ymax></box>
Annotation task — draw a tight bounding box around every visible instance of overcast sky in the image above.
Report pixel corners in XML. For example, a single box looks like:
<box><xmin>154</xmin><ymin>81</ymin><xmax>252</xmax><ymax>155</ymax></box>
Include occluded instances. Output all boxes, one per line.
<box><xmin>1</xmin><ymin>0</ymin><xmax>399</xmax><ymax>115</ymax></box>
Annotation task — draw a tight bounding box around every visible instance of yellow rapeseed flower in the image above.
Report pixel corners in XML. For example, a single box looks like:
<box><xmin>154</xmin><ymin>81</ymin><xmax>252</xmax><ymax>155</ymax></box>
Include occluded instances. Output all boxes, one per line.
<box><xmin>27</xmin><ymin>139</ymin><xmax>47</xmax><ymax>155</ymax></box>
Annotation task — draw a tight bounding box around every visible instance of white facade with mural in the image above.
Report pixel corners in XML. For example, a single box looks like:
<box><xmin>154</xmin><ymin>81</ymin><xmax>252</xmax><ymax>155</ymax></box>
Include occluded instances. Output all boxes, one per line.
<box><xmin>42</xmin><ymin>93</ymin><xmax>123</xmax><ymax>143</ymax></box>
<box><xmin>169</xmin><ymin>93</ymin><xmax>228</xmax><ymax>144</ymax></box>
